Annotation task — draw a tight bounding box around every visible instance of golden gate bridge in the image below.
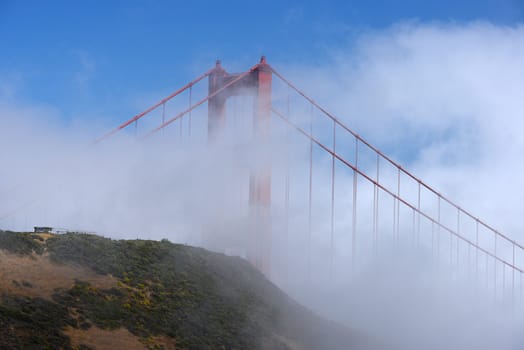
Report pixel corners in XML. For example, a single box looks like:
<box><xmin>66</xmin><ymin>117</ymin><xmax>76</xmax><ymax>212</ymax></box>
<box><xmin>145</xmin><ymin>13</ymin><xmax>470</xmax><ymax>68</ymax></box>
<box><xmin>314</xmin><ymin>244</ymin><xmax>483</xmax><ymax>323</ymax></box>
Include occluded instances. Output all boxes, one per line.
<box><xmin>3</xmin><ymin>56</ymin><xmax>524</xmax><ymax>312</ymax></box>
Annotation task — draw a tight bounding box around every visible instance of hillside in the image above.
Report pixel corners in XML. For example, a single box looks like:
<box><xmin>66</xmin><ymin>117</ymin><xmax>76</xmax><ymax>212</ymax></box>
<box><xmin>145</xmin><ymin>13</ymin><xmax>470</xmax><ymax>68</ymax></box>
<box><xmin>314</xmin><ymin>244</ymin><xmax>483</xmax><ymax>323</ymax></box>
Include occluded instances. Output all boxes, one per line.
<box><xmin>0</xmin><ymin>230</ymin><xmax>377</xmax><ymax>350</ymax></box>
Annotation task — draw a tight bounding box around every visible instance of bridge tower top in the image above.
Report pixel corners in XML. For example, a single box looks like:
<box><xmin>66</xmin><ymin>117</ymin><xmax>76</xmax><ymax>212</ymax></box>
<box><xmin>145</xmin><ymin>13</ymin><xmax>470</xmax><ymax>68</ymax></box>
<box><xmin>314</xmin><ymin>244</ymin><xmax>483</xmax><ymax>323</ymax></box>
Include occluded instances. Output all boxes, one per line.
<box><xmin>207</xmin><ymin>56</ymin><xmax>273</xmax><ymax>274</ymax></box>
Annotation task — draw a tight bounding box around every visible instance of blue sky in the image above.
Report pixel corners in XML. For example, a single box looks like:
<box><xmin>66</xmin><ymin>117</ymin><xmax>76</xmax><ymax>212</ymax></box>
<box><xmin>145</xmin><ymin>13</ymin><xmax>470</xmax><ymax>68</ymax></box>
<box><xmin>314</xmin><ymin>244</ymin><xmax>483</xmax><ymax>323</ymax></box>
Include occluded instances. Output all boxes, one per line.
<box><xmin>1</xmin><ymin>0</ymin><xmax>523</xmax><ymax>126</ymax></box>
<box><xmin>2</xmin><ymin>1</ymin><xmax>524</xmax><ymax>232</ymax></box>
<box><xmin>2</xmin><ymin>3</ymin><xmax>524</xmax><ymax>341</ymax></box>
<box><xmin>2</xmin><ymin>4</ymin><xmax>524</xmax><ymax>334</ymax></box>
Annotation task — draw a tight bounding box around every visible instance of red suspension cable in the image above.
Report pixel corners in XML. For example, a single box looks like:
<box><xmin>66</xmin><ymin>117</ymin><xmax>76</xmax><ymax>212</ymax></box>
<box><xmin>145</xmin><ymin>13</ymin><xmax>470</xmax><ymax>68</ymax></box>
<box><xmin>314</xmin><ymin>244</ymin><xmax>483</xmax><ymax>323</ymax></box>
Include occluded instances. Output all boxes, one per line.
<box><xmin>271</xmin><ymin>106</ymin><xmax>524</xmax><ymax>274</ymax></box>
<box><xmin>270</xmin><ymin>66</ymin><xmax>524</xmax><ymax>252</ymax></box>
<box><xmin>94</xmin><ymin>68</ymin><xmax>214</xmax><ymax>144</ymax></box>
<box><xmin>143</xmin><ymin>63</ymin><xmax>260</xmax><ymax>137</ymax></box>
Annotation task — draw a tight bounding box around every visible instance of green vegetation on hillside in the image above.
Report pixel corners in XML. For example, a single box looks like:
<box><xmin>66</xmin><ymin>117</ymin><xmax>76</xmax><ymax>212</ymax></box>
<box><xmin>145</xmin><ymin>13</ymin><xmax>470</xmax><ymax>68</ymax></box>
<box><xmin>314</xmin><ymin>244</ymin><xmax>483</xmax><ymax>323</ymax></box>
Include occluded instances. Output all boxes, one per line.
<box><xmin>0</xmin><ymin>231</ymin><xmax>44</xmax><ymax>256</ymax></box>
<box><xmin>0</xmin><ymin>231</ymin><xmax>290</xmax><ymax>349</ymax></box>
<box><xmin>46</xmin><ymin>233</ymin><xmax>280</xmax><ymax>349</ymax></box>
<box><xmin>0</xmin><ymin>294</ymin><xmax>78</xmax><ymax>349</ymax></box>
<box><xmin>0</xmin><ymin>230</ymin><xmax>368</xmax><ymax>350</ymax></box>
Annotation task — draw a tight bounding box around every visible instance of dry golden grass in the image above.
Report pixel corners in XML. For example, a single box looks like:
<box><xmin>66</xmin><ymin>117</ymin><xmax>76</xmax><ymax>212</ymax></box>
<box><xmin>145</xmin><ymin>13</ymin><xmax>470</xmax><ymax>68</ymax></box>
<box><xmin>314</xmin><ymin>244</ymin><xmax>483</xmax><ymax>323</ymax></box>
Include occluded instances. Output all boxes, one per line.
<box><xmin>65</xmin><ymin>326</ymin><xmax>147</xmax><ymax>350</ymax></box>
<box><xmin>0</xmin><ymin>250</ymin><xmax>116</xmax><ymax>299</ymax></box>
<box><xmin>0</xmin><ymin>249</ymin><xmax>179</xmax><ymax>349</ymax></box>
<box><xmin>65</xmin><ymin>326</ymin><xmax>177</xmax><ymax>349</ymax></box>
<box><xmin>34</xmin><ymin>233</ymin><xmax>54</xmax><ymax>241</ymax></box>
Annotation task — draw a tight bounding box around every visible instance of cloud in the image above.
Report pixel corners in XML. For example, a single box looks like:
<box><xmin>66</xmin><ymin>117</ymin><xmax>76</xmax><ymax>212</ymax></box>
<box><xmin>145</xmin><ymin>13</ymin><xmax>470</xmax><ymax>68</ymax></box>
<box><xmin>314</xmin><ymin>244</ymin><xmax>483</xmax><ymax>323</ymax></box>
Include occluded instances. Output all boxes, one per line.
<box><xmin>282</xmin><ymin>21</ymin><xmax>524</xmax><ymax>239</ymax></box>
<box><xmin>268</xmin><ymin>20</ymin><xmax>524</xmax><ymax>349</ymax></box>
<box><xmin>1</xmin><ymin>20</ymin><xmax>524</xmax><ymax>349</ymax></box>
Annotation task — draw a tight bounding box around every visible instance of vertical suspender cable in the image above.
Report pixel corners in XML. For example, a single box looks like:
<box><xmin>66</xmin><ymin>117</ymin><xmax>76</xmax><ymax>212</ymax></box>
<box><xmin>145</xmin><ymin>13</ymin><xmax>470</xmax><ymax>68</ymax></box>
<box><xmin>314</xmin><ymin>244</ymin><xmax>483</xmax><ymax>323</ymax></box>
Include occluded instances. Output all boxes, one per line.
<box><xmin>494</xmin><ymin>235</ymin><xmax>498</xmax><ymax>303</ymax></box>
<box><xmin>437</xmin><ymin>195</ymin><xmax>441</xmax><ymax>265</ymax></box>
<box><xmin>375</xmin><ymin>154</ymin><xmax>380</xmax><ymax>255</ymax></box>
<box><xmin>500</xmin><ymin>263</ymin><xmax>506</xmax><ymax>299</ymax></box>
<box><xmin>513</xmin><ymin>245</ymin><xmax>516</xmax><ymax>305</ymax></box>
<box><xmin>330</xmin><ymin>120</ymin><xmax>336</xmax><ymax>278</ymax></box>
<box><xmin>476</xmin><ymin>220</ymin><xmax>479</xmax><ymax>283</ymax></box>
<box><xmin>188</xmin><ymin>86</ymin><xmax>192</xmax><ymax>137</ymax></box>
<box><xmin>467</xmin><ymin>236</ymin><xmax>471</xmax><ymax>284</ymax></box>
<box><xmin>417</xmin><ymin>182</ymin><xmax>421</xmax><ymax>246</ymax></box>
<box><xmin>396</xmin><ymin>167</ymin><xmax>400</xmax><ymax>243</ymax></box>
<box><xmin>393</xmin><ymin>172</ymin><xmax>397</xmax><ymax>243</ymax></box>
<box><xmin>352</xmin><ymin>138</ymin><xmax>359</xmax><ymax>271</ymax></box>
<box><xmin>450</xmin><ymin>229</ymin><xmax>453</xmax><ymax>277</ymax></box>
<box><xmin>231</xmin><ymin>97</ymin><xmax>236</xmax><ymax>140</ymax></box>
<box><xmin>456</xmin><ymin>209</ymin><xmax>460</xmax><ymax>280</ymax></box>
<box><xmin>162</xmin><ymin>103</ymin><xmax>166</xmax><ymax>136</ymax></box>
<box><xmin>285</xmin><ymin>167</ymin><xmax>290</xmax><ymax>277</ymax></box>
<box><xmin>520</xmin><ymin>272</ymin><xmax>524</xmax><ymax>312</ymax></box>
<box><xmin>486</xmin><ymin>253</ymin><xmax>489</xmax><ymax>291</ymax></box>
<box><xmin>457</xmin><ymin>210</ymin><xmax>460</xmax><ymax>267</ymax></box>
<box><xmin>179</xmin><ymin>107</ymin><xmax>183</xmax><ymax>137</ymax></box>
<box><xmin>412</xmin><ymin>208</ymin><xmax>416</xmax><ymax>246</ymax></box>
<box><xmin>372</xmin><ymin>161</ymin><xmax>377</xmax><ymax>252</ymax></box>
<box><xmin>432</xmin><ymin>221</ymin><xmax>435</xmax><ymax>260</ymax></box>
<box><xmin>308</xmin><ymin>104</ymin><xmax>313</xmax><ymax>280</ymax></box>
<box><xmin>503</xmin><ymin>262</ymin><xmax>506</xmax><ymax>302</ymax></box>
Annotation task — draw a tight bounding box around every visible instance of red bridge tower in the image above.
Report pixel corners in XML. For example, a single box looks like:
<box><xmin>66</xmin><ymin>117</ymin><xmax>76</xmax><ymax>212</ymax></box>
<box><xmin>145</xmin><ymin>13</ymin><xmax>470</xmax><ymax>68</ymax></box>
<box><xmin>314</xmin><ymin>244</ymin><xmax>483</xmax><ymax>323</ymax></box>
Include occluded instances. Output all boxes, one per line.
<box><xmin>208</xmin><ymin>56</ymin><xmax>273</xmax><ymax>275</ymax></box>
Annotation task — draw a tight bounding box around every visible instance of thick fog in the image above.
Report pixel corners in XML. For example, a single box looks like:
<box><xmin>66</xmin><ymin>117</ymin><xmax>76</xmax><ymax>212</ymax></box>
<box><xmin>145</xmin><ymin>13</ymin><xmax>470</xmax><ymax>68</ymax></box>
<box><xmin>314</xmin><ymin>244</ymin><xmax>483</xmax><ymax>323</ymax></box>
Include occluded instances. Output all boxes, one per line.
<box><xmin>1</xmin><ymin>21</ymin><xmax>524</xmax><ymax>349</ymax></box>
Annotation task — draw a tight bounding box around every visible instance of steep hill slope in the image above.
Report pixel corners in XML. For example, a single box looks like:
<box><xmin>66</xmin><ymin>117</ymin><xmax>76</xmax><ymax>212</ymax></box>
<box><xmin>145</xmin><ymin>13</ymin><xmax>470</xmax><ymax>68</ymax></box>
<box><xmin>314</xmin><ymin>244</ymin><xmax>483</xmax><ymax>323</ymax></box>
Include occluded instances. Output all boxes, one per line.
<box><xmin>0</xmin><ymin>230</ymin><xmax>376</xmax><ymax>350</ymax></box>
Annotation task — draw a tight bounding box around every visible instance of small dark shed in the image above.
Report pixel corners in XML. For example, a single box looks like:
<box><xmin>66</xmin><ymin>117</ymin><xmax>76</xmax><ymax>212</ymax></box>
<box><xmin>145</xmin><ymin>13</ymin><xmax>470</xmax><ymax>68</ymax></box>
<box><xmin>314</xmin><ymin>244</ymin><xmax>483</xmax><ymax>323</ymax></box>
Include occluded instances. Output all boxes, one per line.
<box><xmin>34</xmin><ymin>226</ymin><xmax>53</xmax><ymax>233</ymax></box>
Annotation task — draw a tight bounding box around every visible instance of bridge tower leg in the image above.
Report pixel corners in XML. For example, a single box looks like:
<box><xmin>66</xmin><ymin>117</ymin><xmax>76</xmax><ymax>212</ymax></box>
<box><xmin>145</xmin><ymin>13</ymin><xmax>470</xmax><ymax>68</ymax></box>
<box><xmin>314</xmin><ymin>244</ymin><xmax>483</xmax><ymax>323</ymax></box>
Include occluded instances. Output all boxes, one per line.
<box><xmin>249</xmin><ymin>56</ymin><xmax>272</xmax><ymax>276</ymax></box>
<box><xmin>207</xmin><ymin>57</ymin><xmax>273</xmax><ymax>276</ymax></box>
<box><xmin>208</xmin><ymin>60</ymin><xmax>228</xmax><ymax>142</ymax></box>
